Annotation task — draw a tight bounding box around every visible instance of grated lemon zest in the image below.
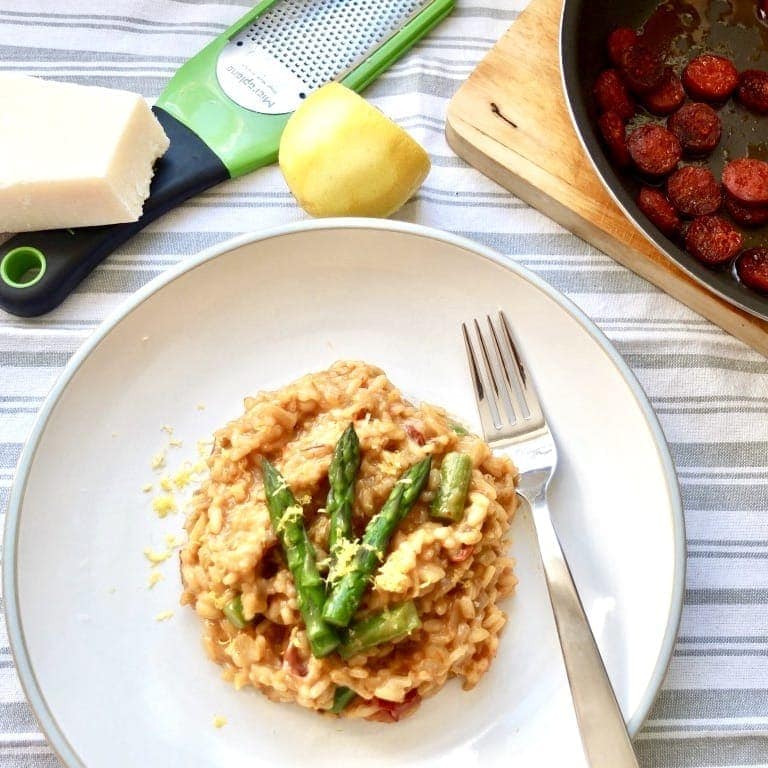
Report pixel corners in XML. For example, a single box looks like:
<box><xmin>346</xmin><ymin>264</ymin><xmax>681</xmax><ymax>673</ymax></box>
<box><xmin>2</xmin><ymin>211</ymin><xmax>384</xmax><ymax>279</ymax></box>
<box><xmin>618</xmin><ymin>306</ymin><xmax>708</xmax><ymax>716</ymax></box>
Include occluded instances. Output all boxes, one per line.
<box><xmin>173</xmin><ymin>465</ymin><xmax>193</xmax><ymax>489</ymax></box>
<box><xmin>213</xmin><ymin>716</ymin><xmax>227</xmax><ymax>728</ymax></box>
<box><xmin>159</xmin><ymin>476</ymin><xmax>173</xmax><ymax>492</ymax></box>
<box><xmin>328</xmin><ymin>539</ymin><xmax>362</xmax><ymax>584</ymax></box>
<box><xmin>144</xmin><ymin>547</ymin><xmax>171</xmax><ymax>565</ymax></box>
<box><xmin>151</xmin><ymin>452</ymin><xmax>166</xmax><ymax>470</ymax></box>
<box><xmin>141</xmin><ymin>483</ymin><xmax>153</xmax><ymax>493</ymax></box>
<box><xmin>152</xmin><ymin>495</ymin><xmax>177</xmax><ymax>518</ymax></box>
<box><xmin>148</xmin><ymin>570</ymin><xmax>164</xmax><ymax>588</ymax></box>
<box><xmin>276</xmin><ymin>505</ymin><xmax>303</xmax><ymax>534</ymax></box>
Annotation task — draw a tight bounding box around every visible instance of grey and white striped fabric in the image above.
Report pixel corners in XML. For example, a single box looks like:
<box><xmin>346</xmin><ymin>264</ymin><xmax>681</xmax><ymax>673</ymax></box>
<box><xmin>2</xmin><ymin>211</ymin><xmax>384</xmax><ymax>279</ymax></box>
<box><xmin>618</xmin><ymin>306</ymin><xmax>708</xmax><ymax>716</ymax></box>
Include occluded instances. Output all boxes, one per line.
<box><xmin>1</xmin><ymin>1</ymin><xmax>767</xmax><ymax>766</ymax></box>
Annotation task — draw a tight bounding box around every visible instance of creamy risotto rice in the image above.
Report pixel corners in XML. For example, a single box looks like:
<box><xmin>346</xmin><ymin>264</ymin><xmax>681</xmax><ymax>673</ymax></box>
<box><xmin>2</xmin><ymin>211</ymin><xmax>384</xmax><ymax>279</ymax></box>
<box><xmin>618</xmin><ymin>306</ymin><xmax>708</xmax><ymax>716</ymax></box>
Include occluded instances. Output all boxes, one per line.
<box><xmin>180</xmin><ymin>361</ymin><xmax>518</xmax><ymax>721</ymax></box>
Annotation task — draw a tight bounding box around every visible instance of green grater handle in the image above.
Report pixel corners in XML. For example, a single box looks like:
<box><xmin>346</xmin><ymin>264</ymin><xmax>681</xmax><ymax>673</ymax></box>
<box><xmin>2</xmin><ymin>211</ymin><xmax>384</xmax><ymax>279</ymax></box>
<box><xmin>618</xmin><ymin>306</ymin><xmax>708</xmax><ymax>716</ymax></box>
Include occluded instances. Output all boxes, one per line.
<box><xmin>341</xmin><ymin>0</ymin><xmax>455</xmax><ymax>93</ymax></box>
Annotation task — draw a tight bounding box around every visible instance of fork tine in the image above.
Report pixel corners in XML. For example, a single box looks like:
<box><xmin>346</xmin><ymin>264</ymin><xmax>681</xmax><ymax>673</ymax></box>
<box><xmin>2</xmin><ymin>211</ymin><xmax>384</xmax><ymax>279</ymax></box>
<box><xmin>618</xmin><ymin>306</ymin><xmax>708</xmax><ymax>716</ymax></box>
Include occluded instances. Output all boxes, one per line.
<box><xmin>472</xmin><ymin>319</ymin><xmax>500</xmax><ymax>399</ymax></box>
<box><xmin>473</xmin><ymin>319</ymin><xmax>506</xmax><ymax>428</ymax></box>
<box><xmin>461</xmin><ymin>322</ymin><xmax>498</xmax><ymax>432</ymax></box>
<box><xmin>486</xmin><ymin>315</ymin><xmax>523</xmax><ymax>424</ymax></box>
<box><xmin>498</xmin><ymin>311</ymin><xmax>543</xmax><ymax>422</ymax></box>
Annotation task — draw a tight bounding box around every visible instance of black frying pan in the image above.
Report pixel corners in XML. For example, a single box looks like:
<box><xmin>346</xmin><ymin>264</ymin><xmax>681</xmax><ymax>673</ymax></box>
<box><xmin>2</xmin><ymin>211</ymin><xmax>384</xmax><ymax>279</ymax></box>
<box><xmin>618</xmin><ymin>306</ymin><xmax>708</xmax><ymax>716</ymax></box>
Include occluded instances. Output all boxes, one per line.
<box><xmin>560</xmin><ymin>0</ymin><xmax>768</xmax><ymax>321</ymax></box>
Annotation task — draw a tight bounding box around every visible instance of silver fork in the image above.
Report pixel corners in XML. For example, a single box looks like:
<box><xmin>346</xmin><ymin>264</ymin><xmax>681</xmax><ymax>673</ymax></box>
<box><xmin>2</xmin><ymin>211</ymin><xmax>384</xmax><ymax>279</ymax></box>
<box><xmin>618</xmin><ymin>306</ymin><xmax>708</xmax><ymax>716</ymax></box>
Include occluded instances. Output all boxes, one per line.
<box><xmin>462</xmin><ymin>311</ymin><xmax>639</xmax><ymax>768</ymax></box>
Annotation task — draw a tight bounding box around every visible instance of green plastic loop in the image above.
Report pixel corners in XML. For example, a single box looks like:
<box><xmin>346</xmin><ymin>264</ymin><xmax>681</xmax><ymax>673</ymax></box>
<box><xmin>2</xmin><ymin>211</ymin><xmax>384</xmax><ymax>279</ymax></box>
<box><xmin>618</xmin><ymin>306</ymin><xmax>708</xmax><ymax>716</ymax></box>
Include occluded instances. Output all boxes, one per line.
<box><xmin>1</xmin><ymin>246</ymin><xmax>47</xmax><ymax>288</ymax></box>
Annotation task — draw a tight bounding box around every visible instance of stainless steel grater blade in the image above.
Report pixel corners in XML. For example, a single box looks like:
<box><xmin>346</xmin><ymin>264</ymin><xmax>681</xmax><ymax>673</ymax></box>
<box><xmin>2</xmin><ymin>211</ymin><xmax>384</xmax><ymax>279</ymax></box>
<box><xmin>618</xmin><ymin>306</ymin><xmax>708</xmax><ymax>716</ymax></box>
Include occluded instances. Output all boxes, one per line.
<box><xmin>217</xmin><ymin>0</ymin><xmax>433</xmax><ymax>114</ymax></box>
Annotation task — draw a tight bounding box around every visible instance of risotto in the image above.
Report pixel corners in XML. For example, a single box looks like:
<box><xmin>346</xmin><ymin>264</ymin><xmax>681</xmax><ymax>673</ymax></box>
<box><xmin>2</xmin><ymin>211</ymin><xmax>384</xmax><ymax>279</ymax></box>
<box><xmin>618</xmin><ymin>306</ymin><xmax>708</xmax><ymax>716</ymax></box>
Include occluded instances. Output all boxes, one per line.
<box><xmin>180</xmin><ymin>361</ymin><xmax>518</xmax><ymax>721</ymax></box>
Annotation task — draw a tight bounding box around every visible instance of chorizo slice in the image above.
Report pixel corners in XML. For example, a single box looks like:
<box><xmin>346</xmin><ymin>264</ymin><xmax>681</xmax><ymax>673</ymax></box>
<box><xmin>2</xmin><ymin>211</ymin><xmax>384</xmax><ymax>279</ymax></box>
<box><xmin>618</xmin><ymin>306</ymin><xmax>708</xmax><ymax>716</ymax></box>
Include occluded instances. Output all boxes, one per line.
<box><xmin>598</xmin><ymin>111</ymin><xmax>631</xmax><ymax>167</ymax></box>
<box><xmin>684</xmin><ymin>215</ymin><xmax>743</xmax><ymax>265</ymax></box>
<box><xmin>594</xmin><ymin>69</ymin><xmax>636</xmax><ymax>120</ymax></box>
<box><xmin>666</xmin><ymin>166</ymin><xmax>722</xmax><ymax>217</ymax></box>
<box><xmin>607</xmin><ymin>27</ymin><xmax>638</xmax><ymax>68</ymax></box>
<box><xmin>737</xmin><ymin>70</ymin><xmax>768</xmax><ymax>114</ymax></box>
<box><xmin>736</xmin><ymin>248</ymin><xmax>768</xmax><ymax>293</ymax></box>
<box><xmin>644</xmin><ymin>68</ymin><xmax>686</xmax><ymax>116</ymax></box>
<box><xmin>667</xmin><ymin>102</ymin><xmax>721</xmax><ymax>156</ymax></box>
<box><xmin>637</xmin><ymin>186</ymin><xmax>682</xmax><ymax>238</ymax></box>
<box><xmin>620</xmin><ymin>43</ymin><xmax>665</xmax><ymax>94</ymax></box>
<box><xmin>722</xmin><ymin>158</ymin><xmax>768</xmax><ymax>206</ymax></box>
<box><xmin>627</xmin><ymin>124</ymin><xmax>681</xmax><ymax>176</ymax></box>
<box><xmin>724</xmin><ymin>192</ymin><xmax>768</xmax><ymax>227</ymax></box>
<box><xmin>682</xmin><ymin>54</ymin><xmax>739</xmax><ymax>101</ymax></box>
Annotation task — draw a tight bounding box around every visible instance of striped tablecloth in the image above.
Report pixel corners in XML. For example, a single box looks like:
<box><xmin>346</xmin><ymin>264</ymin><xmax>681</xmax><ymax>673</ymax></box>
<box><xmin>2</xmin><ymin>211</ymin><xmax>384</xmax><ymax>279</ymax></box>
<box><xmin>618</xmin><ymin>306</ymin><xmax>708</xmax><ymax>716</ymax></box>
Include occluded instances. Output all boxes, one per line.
<box><xmin>1</xmin><ymin>1</ymin><xmax>767</xmax><ymax>766</ymax></box>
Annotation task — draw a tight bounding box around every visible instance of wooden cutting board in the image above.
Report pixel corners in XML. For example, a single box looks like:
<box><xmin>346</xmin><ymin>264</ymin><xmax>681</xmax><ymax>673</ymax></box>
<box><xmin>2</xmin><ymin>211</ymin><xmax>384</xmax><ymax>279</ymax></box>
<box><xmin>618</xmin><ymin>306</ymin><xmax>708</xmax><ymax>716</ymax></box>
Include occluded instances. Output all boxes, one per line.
<box><xmin>445</xmin><ymin>0</ymin><xmax>768</xmax><ymax>356</ymax></box>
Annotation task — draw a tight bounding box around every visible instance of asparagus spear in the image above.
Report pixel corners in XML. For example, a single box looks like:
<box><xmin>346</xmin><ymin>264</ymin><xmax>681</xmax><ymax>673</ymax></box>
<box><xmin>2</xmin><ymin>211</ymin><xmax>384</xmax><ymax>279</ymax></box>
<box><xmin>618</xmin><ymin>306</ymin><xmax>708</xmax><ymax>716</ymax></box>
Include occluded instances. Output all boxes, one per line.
<box><xmin>327</xmin><ymin>424</ymin><xmax>361</xmax><ymax>562</ymax></box>
<box><xmin>322</xmin><ymin>457</ymin><xmax>431</xmax><ymax>628</ymax></box>
<box><xmin>430</xmin><ymin>452</ymin><xmax>472</xmax><ymax>522</ymax></box>
<box><xmin>262</xmin><ymin>459</ymin><xmax>340</xmax><ymax>657</ymax></box>
<box><xmin>449</xmin><ymin>422</ymin><xmax>469</xmax><ymax>436</ymax></box>
<box><xmin>223</xmin><ymin>595</ymin><xmax>248</xmax><ymax>630</ymax></box>
<box><xmin>339</xmin><ymin>601</ymin><xmax>421</xmax><ymax>659</ymax></box>
<box><xmin>330</xmin><ymin>686</ymin><xmax>357</xmax><ymax>714</ymax></box>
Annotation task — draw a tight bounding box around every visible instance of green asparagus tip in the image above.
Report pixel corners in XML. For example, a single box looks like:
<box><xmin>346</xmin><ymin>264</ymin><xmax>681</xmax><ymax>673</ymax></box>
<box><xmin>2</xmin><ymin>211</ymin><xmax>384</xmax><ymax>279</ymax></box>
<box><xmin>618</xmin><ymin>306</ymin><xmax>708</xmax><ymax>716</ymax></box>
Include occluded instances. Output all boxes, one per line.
<box><xmin>223</xmin><ymin>595</ymin><xmax>248</xmax><ymax>630</ymax></box>
<box><xmin>308</xmin><ymin>626</ymin><xmax>341</xmax><ymax>658</ymax></box>
<box><xmin>330</xmin><ymin>686</ymin><xmax>357</xmax><ymax>714</ymax></box>
<box><xmin>430</xmin><ymin>452</ymin><xmax>472</xmax><ymax>523</ymax></box>
<box><xmin>339</xmin><ymin>601</ymin><xmax>421</xmax><ymax>659</ymax></box>
<box><xmin>327</xmin><ymin>423</ymin><xmax>361</xmax><ymax>555</ymax></box>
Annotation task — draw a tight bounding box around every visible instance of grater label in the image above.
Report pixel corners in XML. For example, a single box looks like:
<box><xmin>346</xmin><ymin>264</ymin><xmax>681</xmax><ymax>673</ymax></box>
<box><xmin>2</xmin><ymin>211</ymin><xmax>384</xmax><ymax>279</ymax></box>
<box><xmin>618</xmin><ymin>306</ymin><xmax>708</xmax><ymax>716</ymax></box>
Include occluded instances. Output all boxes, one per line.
<box><xmin>216</xmin><ymin>43</ymin><xmax>309</xmax><ymax>115</ymax></box>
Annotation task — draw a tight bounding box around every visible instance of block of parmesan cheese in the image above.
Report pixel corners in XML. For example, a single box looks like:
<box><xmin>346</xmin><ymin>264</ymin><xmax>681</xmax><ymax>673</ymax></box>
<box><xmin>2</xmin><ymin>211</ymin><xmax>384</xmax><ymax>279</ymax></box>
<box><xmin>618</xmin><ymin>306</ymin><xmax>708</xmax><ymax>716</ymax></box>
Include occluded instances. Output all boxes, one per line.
<box><xmin>0</xmin><ymin>74</ymin><xmax>170</xmax><ymax>232</ymax></box>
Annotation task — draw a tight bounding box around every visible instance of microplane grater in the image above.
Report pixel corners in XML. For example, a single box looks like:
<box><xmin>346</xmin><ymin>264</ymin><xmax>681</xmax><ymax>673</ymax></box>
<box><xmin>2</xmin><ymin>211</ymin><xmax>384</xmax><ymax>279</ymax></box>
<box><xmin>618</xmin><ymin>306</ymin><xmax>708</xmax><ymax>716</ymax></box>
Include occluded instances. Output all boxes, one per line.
<box><xmin>0</xmin><ymin>0</ymin><xmax>454</xmax><ymax>316</ymax></box>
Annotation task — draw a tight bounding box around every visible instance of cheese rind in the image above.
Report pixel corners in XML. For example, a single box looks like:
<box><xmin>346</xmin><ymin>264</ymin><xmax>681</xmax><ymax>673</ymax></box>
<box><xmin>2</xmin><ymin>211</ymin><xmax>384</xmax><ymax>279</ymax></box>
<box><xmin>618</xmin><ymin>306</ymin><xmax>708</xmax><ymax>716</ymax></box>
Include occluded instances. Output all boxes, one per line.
<box><xmin>0</xmin><ymin>74</ymin><xmax>170</xmax><ymax>232</ymax></box>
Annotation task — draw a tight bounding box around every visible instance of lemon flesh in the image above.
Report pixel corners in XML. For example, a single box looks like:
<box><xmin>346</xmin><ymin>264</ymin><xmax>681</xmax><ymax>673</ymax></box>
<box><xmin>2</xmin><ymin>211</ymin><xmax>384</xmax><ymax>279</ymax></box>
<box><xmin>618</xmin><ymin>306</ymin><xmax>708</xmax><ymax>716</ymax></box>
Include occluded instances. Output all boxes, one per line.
<box><xmin>279</xmin><ymin>83</ymin><xmax>430</xmax><ymax>218</ymax></box>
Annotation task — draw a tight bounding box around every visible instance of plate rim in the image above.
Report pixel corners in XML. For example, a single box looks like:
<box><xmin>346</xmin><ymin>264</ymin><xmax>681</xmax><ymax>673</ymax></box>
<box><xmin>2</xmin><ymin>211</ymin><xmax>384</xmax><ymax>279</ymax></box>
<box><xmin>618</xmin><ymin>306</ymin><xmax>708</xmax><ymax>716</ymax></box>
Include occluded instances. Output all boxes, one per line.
<box><xmin>2</xmin><ymin>218</ymin><xmax>686</xmax><ymax>767</ymax></box>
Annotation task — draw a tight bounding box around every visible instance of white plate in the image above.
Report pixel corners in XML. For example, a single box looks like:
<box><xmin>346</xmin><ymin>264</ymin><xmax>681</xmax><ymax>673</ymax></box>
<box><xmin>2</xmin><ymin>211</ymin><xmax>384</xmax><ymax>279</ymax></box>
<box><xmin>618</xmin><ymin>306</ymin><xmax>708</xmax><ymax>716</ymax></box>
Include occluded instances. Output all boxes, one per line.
<box><xmin>4</xmin><ymin>220</ymin><xmax>684</xmax><ymax>768</ymax></box>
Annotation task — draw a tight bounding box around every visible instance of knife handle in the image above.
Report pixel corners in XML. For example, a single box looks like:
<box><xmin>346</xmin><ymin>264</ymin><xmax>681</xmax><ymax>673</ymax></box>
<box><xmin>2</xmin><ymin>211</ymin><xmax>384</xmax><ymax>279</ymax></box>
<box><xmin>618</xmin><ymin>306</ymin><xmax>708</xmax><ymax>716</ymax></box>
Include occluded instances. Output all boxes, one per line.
<box><xmin>0</xmin><ymin>107</ymin><xmax>229</xmax><ymax>317</ymax></box>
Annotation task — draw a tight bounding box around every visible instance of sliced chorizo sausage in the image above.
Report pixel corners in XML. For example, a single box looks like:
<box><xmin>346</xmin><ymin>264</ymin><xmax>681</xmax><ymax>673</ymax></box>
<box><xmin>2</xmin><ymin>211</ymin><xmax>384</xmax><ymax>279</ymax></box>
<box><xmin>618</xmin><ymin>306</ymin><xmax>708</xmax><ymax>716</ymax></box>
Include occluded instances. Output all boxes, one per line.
<box><xmin>620</xmin><ymin>43</ymin><xmax>665</xmax><ymax>94</ymax></box>
<box><xmin>598</xmin><ymin>111</ymin><xmax>631</xmax><ymax>167</ymax></box>
<box><xmin>607</xmin><ymin>27</ymin><xmax>638</xmax><ymax>68</ymax></box>
<box><xmin>724</xmin><ymin>192</ymin><xmax>768</xmax><ymax>226</ymax></box>
<box><xmin>644</xmin><ymin>68</ymin><xmax>686</xmax><ymax>116</ymax></box>
<box><xmin>666</xmin><ymin>166</ymin><xmax>722</xmax><ymax>217</ymax></box>
<box><xmin>722</xmin><ymin>158</ymin><xmax>768</xmax><ymax>206</ymax></box>
<box><xmin>637</xmin><ymin>186</ymin><xmax>682</xmax><ymax>238</ymax></box>
<box><xmin>627</xmin><ymin>124</ymin><xmax>681</xmax><ymax>176</ymax></box>
<box><xmin>684</xmin><ymin>215</ymin><xmax>743</xmax><ymax>265</ymax></box>
<box><xmin>667</xmin><ymin>102</ymin><xmax>721</xmax><ymax>156</ymax></box>
<box><xmin>682</xmin><ymin>54</ymin><xmax>739</xmax><ymax>101</ymax></box>
<box><xmin>593</xmin><ymin>69</ymin><xmax>636</xmax><ymax>120</ymax></box>
<box><xmin>736</xmin><ymin>69</ymin><xmax>768</xmax><ymax>114</ymax></box>
<box><xmin>736</xmin><ymin>248</ymin><xmax>768</xmax><ymax>293</ymax></box>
